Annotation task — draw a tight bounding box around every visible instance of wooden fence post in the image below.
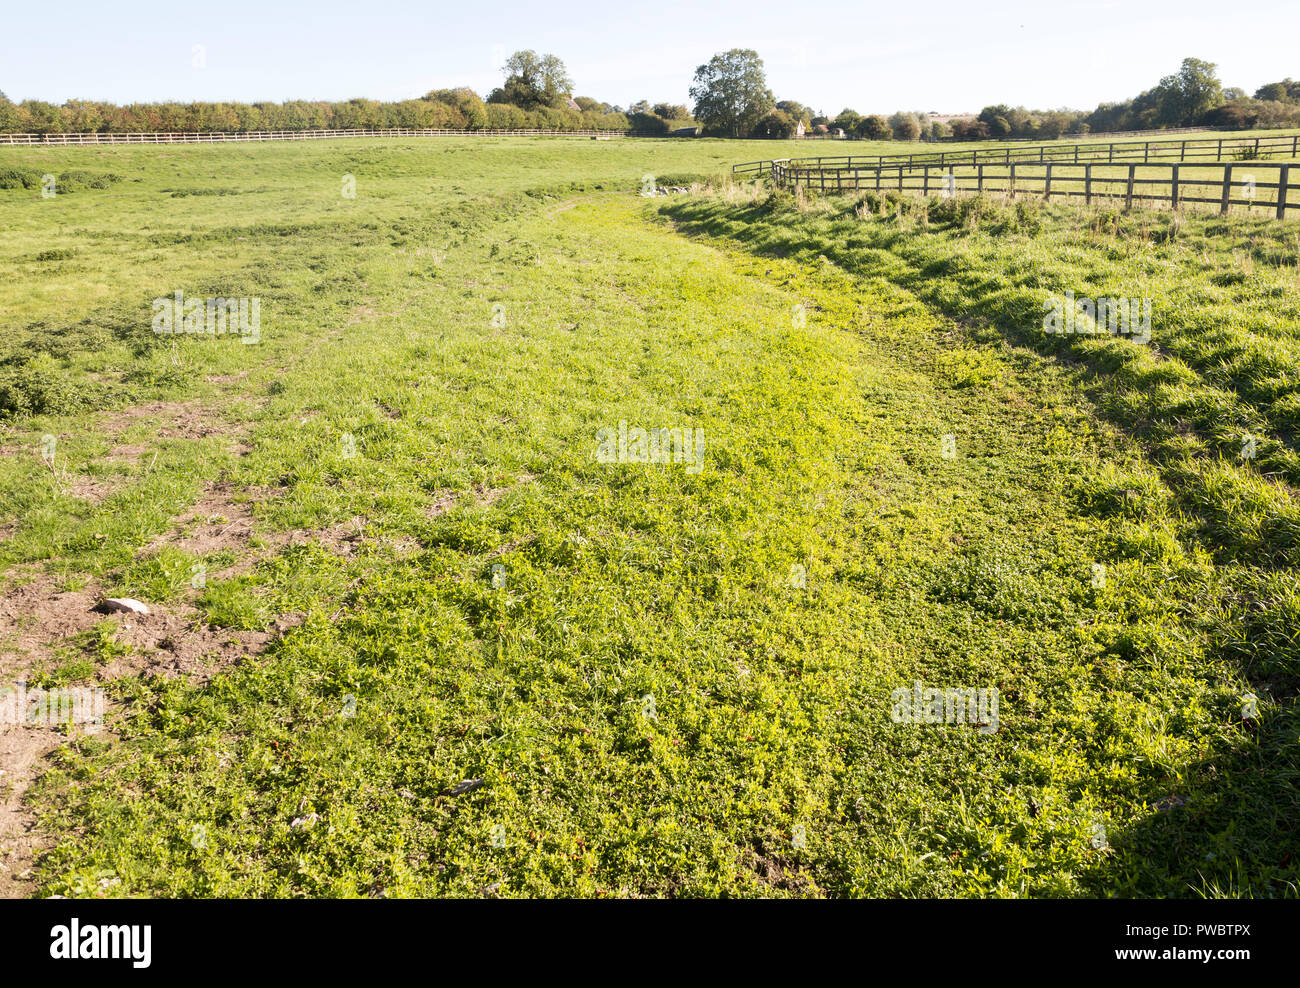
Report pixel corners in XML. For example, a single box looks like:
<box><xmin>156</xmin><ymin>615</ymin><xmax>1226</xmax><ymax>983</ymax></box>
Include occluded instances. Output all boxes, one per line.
<box><xmin>1009</xmin><ymin>163</ymin><xmax>1016</xmax><ymax>198</ymax></box>
<box><xmin>1171</xmin><ymin>164</ymin><xmax>1180</xmax><ymax>210</ymax></box>
<box><xmin>1125</xmin><ymin>165</ymin><xmax>1136</xmax><ymax>211</ymax></box>
<box><xmin>1278</xmin><ymin>164</ymin><xmax>1290</xmax><ymax>220</ymax></box>
<box><xmin>1220</xmin><ymin>164</ymin><xmax>1233</xmax><ymax>215</ymax></box>
<box><xmin>922</xmin><ymin>166</ymin><xmax>930</xmax><ymax>197</ymax></box>
<box><xmin>978</xmin><ymin>164</ymin><xmax>984</xmax><ymax>194</ymax></box>
<box><xmin>1044</xmin><ymin>163</ymin><xmax>1052</xmax><ymax>200</ymax></box>
<box><xmin>1085</xmin><ymin>164</ymin><xmax>1092</xmax><ymax>205</ymax></box>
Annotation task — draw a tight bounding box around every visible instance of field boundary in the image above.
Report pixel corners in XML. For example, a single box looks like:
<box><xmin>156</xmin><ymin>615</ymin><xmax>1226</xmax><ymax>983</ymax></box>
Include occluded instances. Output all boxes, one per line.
<box><xmin>733</xmin><ymin>132</ymin><xmax>1300</xmax><ymax>177</ymax></box>
<box><xmin>765</xmin><ymin>158</ymin><xmax>1298</xmax><ymax>218</ymax></box>
<box><xmin>0</xmin><ymin>128</ymin><xmax>640</xmax><ymax>146</ymax></box>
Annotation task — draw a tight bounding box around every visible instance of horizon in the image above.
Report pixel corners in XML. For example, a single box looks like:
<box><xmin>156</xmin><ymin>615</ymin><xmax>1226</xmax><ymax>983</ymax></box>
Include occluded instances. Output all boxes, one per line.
<box><xmin>4</xmin><ymin>0</ymin><xmax>1296</xmax><ymax>116</ymax></box>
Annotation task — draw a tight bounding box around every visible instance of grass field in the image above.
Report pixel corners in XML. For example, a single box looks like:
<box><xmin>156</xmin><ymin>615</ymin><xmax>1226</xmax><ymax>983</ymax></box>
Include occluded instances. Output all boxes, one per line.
<box><xmin>0</xmin><ymin>135</ymin><xmax>1297</xmax><ymax>898</ymax></box>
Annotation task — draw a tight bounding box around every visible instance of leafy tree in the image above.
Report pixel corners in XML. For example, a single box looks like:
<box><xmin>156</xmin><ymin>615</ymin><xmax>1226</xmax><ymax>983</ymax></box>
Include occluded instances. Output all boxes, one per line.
<box><xmin>855</xmin><ymin>115</ymin><xmax>891</xmax><ymax>141</ymax></box>
<box><xmin>653</xmin><ymin>102</ymin><xmax>688</xmax><ymax>120</ymax></box>
<box><xmin>757</xmin><ymin>108</ymin><xmax>797</xmax><ymax>138</ymax></box>
<box><xmin>424</xmin><ymin>88</ymin><xmax>488</xmax><ymax>128</ymax></box>
<box><xmin>888</xmin><ymin>111</ymin><xmax>922</xmax><ymax>141</ymax></box>
<box><xmin>689</xmin><ymin>49</ymin><xmax>774</xmax><ymax>138</ymax></box>
<box><xmin>1254</xmin><ymin>79</ymin><xmax>1300</xmax><ymax>103</ymax></box>
<box><xmin>1153</xmin><ymin>57</ymin><xmax>1224</xmax><ymax>126</ymax></box>
<box><xmin>20</xmin><ymin>100</ymin><xmax>64</xmax><ymax>134</ymax></box>
<box><xmin>833</xmin><ymin>108</ymin><xmax>861</xmax><ymax>133</ymax></box>
<box><xmin>776</xmin><ymin>100</ymin><xmax>811</xmax><ymax>124</ymax></box>
<box><xmin>490</xmin><ymin>51</ymin><xmax>573</xmax><ymax>110</ymax></box>
<box><xmin>950</xmin><ymin>118</ymin><xmax>991</xmax><ymax>140</ymax></box>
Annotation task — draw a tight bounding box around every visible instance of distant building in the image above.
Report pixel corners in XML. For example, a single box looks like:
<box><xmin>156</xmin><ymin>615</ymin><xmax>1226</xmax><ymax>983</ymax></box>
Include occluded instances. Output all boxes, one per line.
<box><xmin>565</xmin><ymin>96</ymin><xmax>582</xmax><ymax>112</ymax></box>
<box><xmin>795</xmin><ymin>119</ymin><xmax>806</xmax><ymax>137</ymax></box>
<box><xmin>672</xmin><ymin>126</ymin><xmax>699</xmax><ymax>137</ymax></box>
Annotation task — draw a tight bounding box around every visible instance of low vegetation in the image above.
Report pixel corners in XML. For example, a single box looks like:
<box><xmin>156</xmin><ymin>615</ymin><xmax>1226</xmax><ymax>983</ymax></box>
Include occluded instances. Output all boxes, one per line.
<box><xmin>0</xmin><ymin>137</ymin><xmax>1296</xmax><ymax>897</ymax></box>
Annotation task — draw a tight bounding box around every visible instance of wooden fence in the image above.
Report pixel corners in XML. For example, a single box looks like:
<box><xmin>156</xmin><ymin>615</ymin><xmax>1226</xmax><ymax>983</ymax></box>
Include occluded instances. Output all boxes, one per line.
<box><xmin>733</xmin><ymin>132</ymin><xmax>1300</xmax><ymax>177</ymax></box>
<box><xmin>767</xmin><ymin>159</ymin><xmax>1298</xmax><ymax>218</ymax></box>
<box><xmin>0</xmin><ymin>128</ymin><xmax>635</xmax><ymax>146</ymax></box>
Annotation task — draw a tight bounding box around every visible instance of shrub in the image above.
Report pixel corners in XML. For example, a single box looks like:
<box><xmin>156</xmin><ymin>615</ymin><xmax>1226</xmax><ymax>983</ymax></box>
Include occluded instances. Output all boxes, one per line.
<box><xmin>0</xmin><ymin>167</ymin><xmax>42</xmax><ymax>189</ymax></box>
<box><xmin>0</xmin><ymin>365</ymin><xmax>113</xmax><ymax>417</ymax></box>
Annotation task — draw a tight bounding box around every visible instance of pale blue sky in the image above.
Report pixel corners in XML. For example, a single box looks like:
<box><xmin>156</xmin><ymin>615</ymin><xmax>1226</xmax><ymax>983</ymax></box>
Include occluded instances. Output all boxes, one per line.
<box><xmin>3</xmin><ymin>0</ymin><xmax>1295</xmax><ymax>114</ymax></box>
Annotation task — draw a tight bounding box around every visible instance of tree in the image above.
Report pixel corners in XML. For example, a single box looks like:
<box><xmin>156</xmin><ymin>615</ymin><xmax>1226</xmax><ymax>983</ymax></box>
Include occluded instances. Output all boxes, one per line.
<box><xmin>424</xmin><ymin>88</ymin><xmax>488</xmax><ymax>128</ymax></box>
<box><xmin>1153</xmin><ymin>57</ymin><xmax>1224</xmax><ymax>126</ymax></box>
<box><xmin>1254</xmin><ymin>79</ymin><xmax>1300</xmax><ymax>103</ymax></box>
<box><xmin>757</xmin><ymin>108</ymin><xmax>797</xmax><ymax>138</ymax></box>
<box><xmin>490</xmin><ymin>50</ymin><xmax>573</xmax><ymax>110</ymax></box>
<box><xmin>888</xmin><ymin>111</ymin><xmax>922</xmax><ymax>141</ymax></box>
<box><xmin>833</xmin><ymin>108</ymin><xmax>861</xmax><ymax>133</ymax></box>
<box><xmin>689</xmin><ymin>49</ymin><xmax>774</xmax><ymax>138</ymax></box>
<box><xmin>776</xmin><ymin>100</ymin><xmax>812</xmax><ymax>124</ymax></box>
<box><xmin>653</xmin><ymin>102</ymin><xmax>688</xmax><ymax>120</ymax></box>
<box><xmin>855</xmin><ymin>115</ymin><xmax>891</xmax><ymax>141</ymax></box>
<box><xmin>950</xmin><ymin>119</ymin><xmax>991</xmax><ymax>140</ymax></box>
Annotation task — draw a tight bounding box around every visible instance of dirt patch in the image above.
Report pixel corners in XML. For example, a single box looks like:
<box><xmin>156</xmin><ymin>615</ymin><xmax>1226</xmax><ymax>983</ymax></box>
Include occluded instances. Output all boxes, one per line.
<box><xmin>0</xmin><ymin>578</ymin><xmax>104</xmax><ymax>679</ymax></box>
<box><xmin>0</xmin><ymin>570</ymin><xmax>285</xmax><ymax>899</ymax></box>
<box><xmin>104</xmin><ymin>609</ymin><xmax>273</xmax><ymax>681</ymax></box>
<box><xmin>62</xmin><ymin>476</ymin><xmax>120</xmax><ymax>505</ymax></box>
<box><xmin>0</xmin><ymin>720</ymin><xmax>71</xmax><ymax>899</ymax></box>
<box><xmin>0</xmin><ymin>475</ymin><xmax>390</xmax><ymax>896</ymax></box>
<box><xmin>150</xmin><ymin>482</ymin><xmax>267</xmax><ymax>562</ymax></box>
<box><xmin>739</xmin><ymin>838</ymin><xmax>815</xmax><ymax>895</ymax></box>
<box><xmin>97</xmin><ymin>400</ymin><xmax>235</xmax><ymax>442</ymax></box>
<box><xmin>104</xmin><ymin>443</ymin><xmax>150</xmax><ymax>466</ymax></box>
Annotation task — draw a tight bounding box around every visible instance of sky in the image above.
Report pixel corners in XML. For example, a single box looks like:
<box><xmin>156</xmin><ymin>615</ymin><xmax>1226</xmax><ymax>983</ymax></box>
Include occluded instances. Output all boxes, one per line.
<box><xmin>2</xmin><ymin>0</ymin><xmax>1296</xmax><ymax>115</ymax></box>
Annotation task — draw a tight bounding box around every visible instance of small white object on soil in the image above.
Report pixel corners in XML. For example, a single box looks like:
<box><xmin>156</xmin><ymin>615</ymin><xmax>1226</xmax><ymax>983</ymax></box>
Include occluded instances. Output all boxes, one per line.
<box><xmin>95</xmin><ymin>598</ymin><xmax>151</xmax><ymax>615</ymax></box>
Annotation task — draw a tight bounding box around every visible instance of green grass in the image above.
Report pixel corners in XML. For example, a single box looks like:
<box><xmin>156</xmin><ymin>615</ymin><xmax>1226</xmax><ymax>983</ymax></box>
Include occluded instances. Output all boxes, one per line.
<box><xmin>0</xmin><ymin>136</ymin><xmax>1296</xmax><ymax>898</ymax></box>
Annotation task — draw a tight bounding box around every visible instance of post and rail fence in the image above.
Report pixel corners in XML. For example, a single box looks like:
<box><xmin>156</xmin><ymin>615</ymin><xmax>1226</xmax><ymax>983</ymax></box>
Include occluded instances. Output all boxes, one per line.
<box><xmin>0</xmin><ymin>128</ymin><xmax>639</xmax><ymax>146</ymax></box>
<box><xmin>732</xmin><ymin>132</ymin><xmax>1300</xmax><ymax>179</ymax></box>
<box><xmin>758</xmin><ymin>158</ymin><xmax>1296</xmax><ymax>219</ymax></box>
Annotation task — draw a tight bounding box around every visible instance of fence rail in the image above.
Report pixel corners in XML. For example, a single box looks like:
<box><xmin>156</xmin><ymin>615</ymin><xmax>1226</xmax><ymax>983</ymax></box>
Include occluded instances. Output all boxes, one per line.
<box><xmin>767</xmin><ymin>159</ymin><xmax>1297</xmax><ymax>218</ymax></box>
<box><xmin>733</xmin><ymin>132</ymin><xmax>1300</xmax><ymax>177</ymax></box>
<box><xmin>0</xmin><ymin>128</ymin><xmax>635</xmax><ymax>146</ymax></box>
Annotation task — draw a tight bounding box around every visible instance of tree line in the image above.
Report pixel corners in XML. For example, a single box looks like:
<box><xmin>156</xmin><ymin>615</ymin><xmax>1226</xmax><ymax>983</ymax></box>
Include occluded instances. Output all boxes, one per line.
<box><xmin>3</xmin><ymin>51</ymin><xmax>1297</xmax><ymax>138</ymax></box>
<box><xmin>690</xmin><ymin>52</ymin><xmax>1300</xmax><ymax>140</ymax></box>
